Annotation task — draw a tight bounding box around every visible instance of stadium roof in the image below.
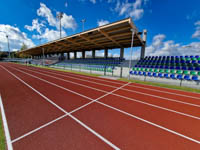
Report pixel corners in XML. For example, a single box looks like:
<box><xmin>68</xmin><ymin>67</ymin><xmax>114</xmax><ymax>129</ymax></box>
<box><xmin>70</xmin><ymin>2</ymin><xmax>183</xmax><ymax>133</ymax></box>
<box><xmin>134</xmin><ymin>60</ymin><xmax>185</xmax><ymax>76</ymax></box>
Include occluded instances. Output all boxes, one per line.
<box><xmin>20</xmin><ymin>18</ymin><xmax>144</xmax><ymax>56</ymax></box>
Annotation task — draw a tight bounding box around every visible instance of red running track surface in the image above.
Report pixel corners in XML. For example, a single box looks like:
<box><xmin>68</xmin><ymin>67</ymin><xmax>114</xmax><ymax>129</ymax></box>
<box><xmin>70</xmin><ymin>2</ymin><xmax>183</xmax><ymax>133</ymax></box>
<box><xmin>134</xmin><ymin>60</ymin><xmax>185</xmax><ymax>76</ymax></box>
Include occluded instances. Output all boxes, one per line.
<box><xmin>0</xmin><ymin>62</ymin><xmax>200</xmax><ymax>150</ymax></box>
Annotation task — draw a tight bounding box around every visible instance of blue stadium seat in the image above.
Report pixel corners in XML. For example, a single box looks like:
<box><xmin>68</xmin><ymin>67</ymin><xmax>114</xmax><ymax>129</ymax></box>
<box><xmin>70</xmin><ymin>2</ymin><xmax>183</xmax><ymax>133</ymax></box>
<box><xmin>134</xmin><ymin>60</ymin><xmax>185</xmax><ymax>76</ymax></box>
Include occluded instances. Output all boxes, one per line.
<box><xmin>177</xmin><ymin>74</ymin><xmax>183</xmax><ymax>80</ymax></box>
<box><xmin>164</xmin><ymin>73</ymin><xmax>169</xmax><ymax>78</ymax></box>
<box><xmin>138</xmin><ymin>71</ymin><xmax>143</xmax><ymax>75</ymax></box>
<box><xmin>192</xmin><ymin>76</ymin><xmax>199</xmax><ymax>81</ymax></box>
<box><xmin>134</xmin><ymin>71</ymin><xmax>138</xmax><ymax>75</ymax></box>
<box><xmin>143</xmin><ymin>72</ymin><xmax>147</xmax><ymax>76</ymax></box>
<box><xmin>170</xmin><ymin>74</ymin><xmax>176</xmax><ymax>79</ymax></box>
<box><xmin>147</xmin><ymin>72</ymin><xmax>152</xmax><ymax>77</ymax></box>
<box><xmin>153</xmin><ymin>72</ymin><xmax>157</xmax><ymax>77</ymax></box>
<box><xmin>158</xmin><ymin>73</ymin><xmax>163</xmax><ymax>78</ymax></box>
<box><xmin>184</xmin><ymin>75</ymin><xmax>190</xmax><ymax>80</ymax></box>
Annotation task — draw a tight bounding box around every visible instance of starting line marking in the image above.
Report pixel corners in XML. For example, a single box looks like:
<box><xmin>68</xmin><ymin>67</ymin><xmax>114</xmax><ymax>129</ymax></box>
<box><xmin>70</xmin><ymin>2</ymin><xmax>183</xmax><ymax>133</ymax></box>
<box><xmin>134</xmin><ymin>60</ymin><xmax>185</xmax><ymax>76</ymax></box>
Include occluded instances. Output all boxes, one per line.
<box><xmin>0</xmin><ymin>94</ymin><xmax>13</xmax><ymax>150</ymax></box>
<box><xmin>1</xmin><ymin>65</ymin><xmax>121</xmax><ymax>150</ymax></box>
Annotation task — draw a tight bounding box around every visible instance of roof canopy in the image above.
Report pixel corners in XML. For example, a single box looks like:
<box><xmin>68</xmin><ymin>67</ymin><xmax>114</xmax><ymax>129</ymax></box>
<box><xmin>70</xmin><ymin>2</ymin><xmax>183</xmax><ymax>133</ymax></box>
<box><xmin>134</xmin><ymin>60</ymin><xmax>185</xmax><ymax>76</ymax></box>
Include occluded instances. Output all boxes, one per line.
<box><xmin>20</xmin><ymin>18</ymin><xmax>144</xmax><ymax>56</ymax></box>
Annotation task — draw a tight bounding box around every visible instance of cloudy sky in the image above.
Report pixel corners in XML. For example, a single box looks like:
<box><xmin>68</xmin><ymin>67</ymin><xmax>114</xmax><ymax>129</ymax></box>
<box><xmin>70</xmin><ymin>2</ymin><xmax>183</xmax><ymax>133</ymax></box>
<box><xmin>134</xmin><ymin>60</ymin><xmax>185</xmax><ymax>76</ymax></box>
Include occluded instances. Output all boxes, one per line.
<box><xmin>0</xmin><ymin>0</ymin><xmax>200</xmax><ymax>59</ymax></box>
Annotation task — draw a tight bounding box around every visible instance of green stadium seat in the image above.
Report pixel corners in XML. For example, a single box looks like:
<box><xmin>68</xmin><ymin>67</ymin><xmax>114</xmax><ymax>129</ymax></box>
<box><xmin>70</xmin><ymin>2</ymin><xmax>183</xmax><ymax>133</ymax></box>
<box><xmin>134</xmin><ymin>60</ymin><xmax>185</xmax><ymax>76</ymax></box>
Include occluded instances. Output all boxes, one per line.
<box><xmin>145</xmin><ymin>68</ymin><xmax>149</xmax><ymax>72</ymax></box>
<box><xmin>170</xmin><ymin>69</ymin><xmax>176</xmax><ymax>74</ymax></box>
<box><xmin>149</xmin><ymin>68</ymin><xmax>154</xmax><ymax>72</ymax></box>
<box><xmin>198</xmin><ymin>72</ymin><xmax>200</xmax><ymax>76</ymax></box>
<box><xmin>190</xmin><ymin>71</ymin><xmax>198</xmax><ymax>75</ymax></box>
<box><xmin>183</xmin><ymin>70</ymin><xmax>190</xmax><ymax>75</ymax></box>
<box><xmin>137</xmin><ymin>67</ymin><xmax>140</xmax><ymax>71</ymax></box>
<box><xmin>176</xmin><ymin>70</ymin><xmax>183</xmax><ymax>74</ymax></box>
<box><xmin>154</xmin><ymin>69</ymin><xmax>159</xmax><ymax>73</ymax></box>
<box><xmin>165</xmin><ymin>69</ymin><xmax>170</xmax><ymax>73</ymax></box>
<box><xmin>159</xmin><ymin>69</ymin><xmax>164</xmax><ymax>73</ymax></box>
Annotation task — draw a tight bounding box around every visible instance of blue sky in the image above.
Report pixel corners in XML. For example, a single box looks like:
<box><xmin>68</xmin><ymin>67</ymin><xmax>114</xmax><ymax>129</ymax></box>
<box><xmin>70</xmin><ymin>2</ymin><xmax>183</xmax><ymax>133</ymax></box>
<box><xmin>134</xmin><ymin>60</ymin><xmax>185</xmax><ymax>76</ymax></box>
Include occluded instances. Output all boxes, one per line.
<box><xmin>0</xmin><ymin>0</ymin><xmax>200</xmax><ymax>59</ymax></box>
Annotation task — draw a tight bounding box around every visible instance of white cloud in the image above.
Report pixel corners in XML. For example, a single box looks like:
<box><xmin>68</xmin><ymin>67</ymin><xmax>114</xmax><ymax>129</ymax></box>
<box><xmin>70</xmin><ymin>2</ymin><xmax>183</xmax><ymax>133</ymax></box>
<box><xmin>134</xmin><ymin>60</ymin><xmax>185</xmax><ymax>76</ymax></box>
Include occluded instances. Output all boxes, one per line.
<box><xmin>24</xmin><ymin>19</ymin><xmax>45</xmax><ymax>34</ymax></box>
<box><xmin>130</xmin><ymin>34</ymin><xmax>200</xmax><ymax>60</ymax></box>
<box><xmin>97</xmin><ymin>19</ymin><xmax>109</xmax><ymax>26</ymax></box>
<box><xmin>0</xmin><ymin>24</ymin><xmax>34</xmax><ymax>52</ymax></box>
<box><xmin>192</xmin><ymin>20</ymin><xmax>200</xmax><ymax>39</ymax></box>
<box><xmin>32</xmin><ymin>28</ymin><xmax>66</xmax><ymax>42</ymax></box>
<box><xmin>36</xmin><ymin>3</ymin><xmax>77</xmax><ymax>30</ymax></box>
<box><xmin>25</xmin><ymin>3</ymin><xmax>77</xmax><ymax>42</ymax></box>
<box><xmin>114</xmin><ymin>0</ymin><xmax>147</xmax><ymax>20</ymax></box>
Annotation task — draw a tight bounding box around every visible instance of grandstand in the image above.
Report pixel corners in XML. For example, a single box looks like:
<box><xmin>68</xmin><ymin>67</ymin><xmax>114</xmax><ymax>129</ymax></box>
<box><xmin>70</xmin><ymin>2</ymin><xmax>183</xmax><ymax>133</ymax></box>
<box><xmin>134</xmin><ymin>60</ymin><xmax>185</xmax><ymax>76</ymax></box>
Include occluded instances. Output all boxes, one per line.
<box><xmin>130</xmin><ymin>55</ymin><xmax>200</xmax><ymax>88</ymax></box>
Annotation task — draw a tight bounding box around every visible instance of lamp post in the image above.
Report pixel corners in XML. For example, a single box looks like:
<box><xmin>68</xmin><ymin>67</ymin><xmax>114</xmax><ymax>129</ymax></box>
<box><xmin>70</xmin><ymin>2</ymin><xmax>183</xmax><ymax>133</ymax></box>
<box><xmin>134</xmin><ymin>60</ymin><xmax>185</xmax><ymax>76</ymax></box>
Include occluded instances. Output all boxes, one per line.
<box><xmin>81</xmin><ymin>19</ymin><xmax>86</xmax><ymax>32</ymax></box>
<box><xmin>6</xmin><ymin>35</ymin><xmax>11</xmax><ymax>58</ymax></box>
<box><xmin>128</xmin><ymin>28</ymin><xmax>135</xmax><ymax>80</ymax></box>
<box><xmin>57</xmin><ymin>12</ymin><xmax>63</xmax><ymax>39</ymax></box>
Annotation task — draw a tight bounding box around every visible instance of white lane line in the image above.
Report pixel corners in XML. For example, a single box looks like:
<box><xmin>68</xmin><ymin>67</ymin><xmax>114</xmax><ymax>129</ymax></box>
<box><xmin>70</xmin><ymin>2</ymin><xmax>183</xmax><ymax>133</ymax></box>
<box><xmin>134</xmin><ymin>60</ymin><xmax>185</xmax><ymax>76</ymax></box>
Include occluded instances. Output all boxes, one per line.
<box><xmin>9</xmin><ymin>66</ymin><xmax>200</xmax><ymax>120</ymax></box>
<box><xmin>5</xmin><ymin>64</ymin><xmax>200</xmax><ymax>145</ymax></box>
<box><xmin>12</xmin><ymin>114</ymin><xmax>68</xmax><ymax>143</ymax></box>
<box><xmin>48</xmin><ymin>65</ymin><xmax>200</xmax><ymax>100</ymax></box>
<box><xmin>17</xmin><ymin>66</ymin><xmax>108</xmax><ymax>93</ymax></box>
<box><xmin>95</xmin><ymin>100</ymin><xmax>200</xmax><ymax>145</ymax></box>
<box><xmin>1</xmin><ymin>65</ymin><xmax>121</xmax><ymax>150</ymax></box>
<box><xmin>127</xmin><ymin>84</ymin><xmax>200</xmax><ymax>100</ymax></box>
<box><xmin>16</xmin><ymin>66</ymin><xmax>200</xmax><ymax>108</ymax></box>
<box><xmin>0</xmin><ymin>94</ymin><xmax>13</xmax><ymax>150</ymax></box>
<box><xmin>111</xmin><ymin>92</ymin><xmax>200</xmax><ymax>120</ymax></box>
<box><xmin>132</xmin><ymin>82</ymin><xmax>200</xmax><ymax>96</ymax></box>
<box><xmin>25</xmin><ymin>65</ymin><xmax>200</xmax><ymax>100</ymax></box>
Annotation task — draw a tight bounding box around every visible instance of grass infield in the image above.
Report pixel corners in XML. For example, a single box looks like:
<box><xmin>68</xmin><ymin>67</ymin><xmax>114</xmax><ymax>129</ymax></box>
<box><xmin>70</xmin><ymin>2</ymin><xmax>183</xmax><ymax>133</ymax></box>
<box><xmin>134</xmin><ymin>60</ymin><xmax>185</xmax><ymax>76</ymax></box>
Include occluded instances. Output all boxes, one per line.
<box><xmin>0</xmin><ymin>114</ymin><xmax>6</xmax><ymax>150</ymax></box>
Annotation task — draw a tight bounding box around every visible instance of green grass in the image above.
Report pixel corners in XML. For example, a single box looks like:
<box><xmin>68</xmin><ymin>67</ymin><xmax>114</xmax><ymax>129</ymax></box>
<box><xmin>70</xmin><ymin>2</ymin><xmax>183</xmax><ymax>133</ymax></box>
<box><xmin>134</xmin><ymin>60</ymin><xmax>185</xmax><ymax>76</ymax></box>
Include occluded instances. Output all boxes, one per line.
<box><xmin>119</xmin><ymin>78</ymin><xmax>200</xmax><ymax>93</ymax></box>
<box><xmin>0</xmin><ymin>114</ymin><xmax>6</xmax><ymax>150</ymax></box>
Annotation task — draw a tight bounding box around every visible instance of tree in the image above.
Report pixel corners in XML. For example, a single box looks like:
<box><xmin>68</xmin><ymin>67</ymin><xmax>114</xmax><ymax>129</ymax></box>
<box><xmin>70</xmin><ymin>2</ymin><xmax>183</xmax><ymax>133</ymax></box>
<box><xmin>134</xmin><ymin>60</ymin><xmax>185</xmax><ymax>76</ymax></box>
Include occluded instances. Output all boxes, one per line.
<box><xmin>20</xmin><ymin>43</ymin><xmax>28</xmax><ymax>51</ymax></box>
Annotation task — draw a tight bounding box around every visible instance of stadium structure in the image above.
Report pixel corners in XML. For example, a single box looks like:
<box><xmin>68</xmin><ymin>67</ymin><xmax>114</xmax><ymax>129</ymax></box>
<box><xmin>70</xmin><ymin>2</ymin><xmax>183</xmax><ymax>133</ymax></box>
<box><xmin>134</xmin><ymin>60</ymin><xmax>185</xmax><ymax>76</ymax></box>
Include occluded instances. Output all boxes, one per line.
<box><xmin>1</xmin><ymin>18</ymin><xmax>200</xmax><ymax>150</ymax></box>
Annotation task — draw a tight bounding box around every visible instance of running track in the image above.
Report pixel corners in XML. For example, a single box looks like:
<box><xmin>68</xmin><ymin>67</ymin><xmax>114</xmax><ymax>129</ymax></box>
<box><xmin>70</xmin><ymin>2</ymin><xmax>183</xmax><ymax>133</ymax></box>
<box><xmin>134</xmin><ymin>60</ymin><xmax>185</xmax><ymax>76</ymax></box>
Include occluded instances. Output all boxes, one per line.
<box><xmin>0</xmin><ymin>62</ymin><xmax>200</xmax><ymax>150</ymax></box>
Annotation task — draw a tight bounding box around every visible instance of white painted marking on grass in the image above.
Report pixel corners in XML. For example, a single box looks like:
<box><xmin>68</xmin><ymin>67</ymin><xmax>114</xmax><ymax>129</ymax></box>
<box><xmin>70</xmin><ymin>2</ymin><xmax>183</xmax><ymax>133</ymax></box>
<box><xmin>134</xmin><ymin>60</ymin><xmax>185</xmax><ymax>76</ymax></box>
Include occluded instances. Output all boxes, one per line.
<box><xmin>1</xmin><ymin>65</ymin><xmax>120</xmax><ymax>150</ymax></box>
<box><xmin>0</xmin><ymin>95</ymin><xmax>13</xmax><ymax>150</ymax></box>
<box><xmin>6</xmin><ymin>64</ymin><xmax>200</xmax><ymax>145</ymax></box>
<box><xmin>17</xmin><ymin>66</ymin><xmax>200</xmax><ymax>109</ymax></box>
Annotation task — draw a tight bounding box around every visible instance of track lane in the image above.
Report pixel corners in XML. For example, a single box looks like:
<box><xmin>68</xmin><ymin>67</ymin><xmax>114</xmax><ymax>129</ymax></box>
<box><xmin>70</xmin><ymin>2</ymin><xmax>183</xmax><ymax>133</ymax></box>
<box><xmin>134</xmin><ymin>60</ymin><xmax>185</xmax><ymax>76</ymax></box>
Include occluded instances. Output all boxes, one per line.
<box><xmin>0</xmin><ymin>65</ymin><xmax>64</xmax><ymax>140</ymax></box>
<box><xmin>114</xmin><ymin>89</ymin><xmax>200</xmax><ymax>118</ymax></box>
<box><xmin>3</xmin><ymin>63</ymin><xmax>200</xmax><ymax>149</ymax></box>
<box><xmin>73</xmin><ymin>102</ymin><xmax>200</xmax><ymax>150</ymax></box>
<box><xmin>13</xmin><ymin>117</ymin><xmax>114</xmax><ymax>150</ymax></box>
<box><xmin>15</xmin><ymin>63</ymin><xmax>200</xmax><ymax>106</ymax></box>
<box><xmin>1</xmin><ymin>64</ymin><xmax>121</xmax><ymax>150</ymax></box>
<box><xmin>7</xmin><ymin>63</ymin><xmax>200</xmax><ymax>141</ymax></box>
<box><xmin>129</xmin><ymin>82</ymin><xmax>200</xmax><ymax>98</ymax></box>
<box><xmin>17</xmin><ymin>63</ymin><xmax>200</xmax><ymax>100</ymax></box>
<box><xmin>98</xmin><ymin>94</ymin><xmax>200</xmax><ymax>141</ymax></box>
<box><xmin>13</xmin><ymin>64</ymin><xmax>200</xmax><ymax>119</ymax></box>
<box><xmin>2</xmin><ymin>65</ymin><xmax>93</xmax><ymax>112</ymax></box>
